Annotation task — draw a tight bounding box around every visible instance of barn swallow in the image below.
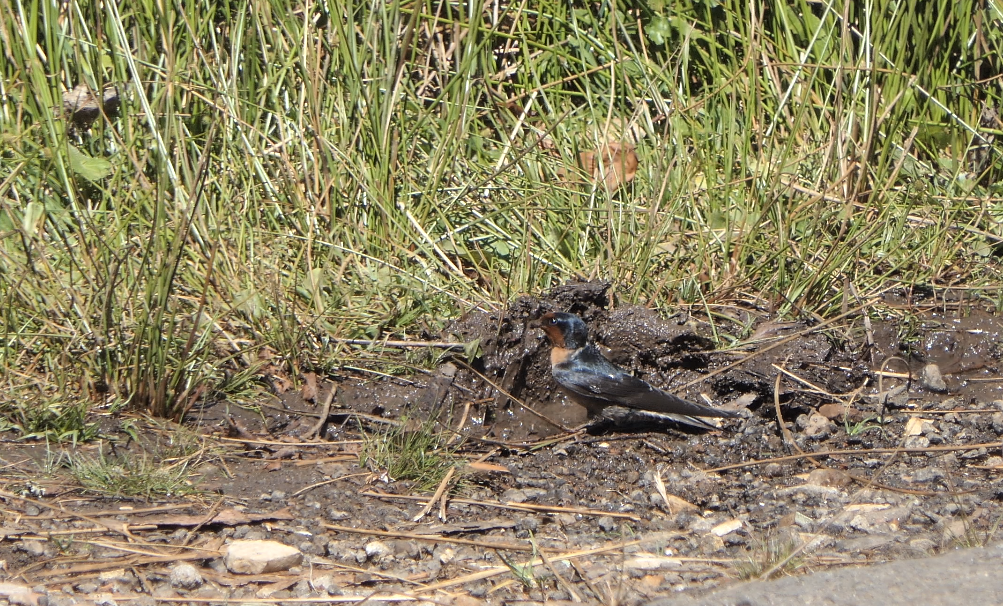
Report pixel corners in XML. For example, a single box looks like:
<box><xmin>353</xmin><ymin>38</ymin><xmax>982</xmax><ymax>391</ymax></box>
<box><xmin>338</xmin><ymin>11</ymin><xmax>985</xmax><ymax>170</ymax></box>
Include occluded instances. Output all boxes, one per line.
<box><xmin>536</xmin><ymin>312</ymin><xmax>740</xmax><ymax>430</ymax></box>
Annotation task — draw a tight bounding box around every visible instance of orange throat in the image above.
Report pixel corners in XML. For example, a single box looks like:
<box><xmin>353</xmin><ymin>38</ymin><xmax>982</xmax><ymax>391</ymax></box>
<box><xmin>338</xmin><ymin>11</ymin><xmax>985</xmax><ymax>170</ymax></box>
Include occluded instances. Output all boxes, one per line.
<box><xmin>550</xmin><ymin>346</ymin><xmax>573</xmax><ymax>366</ymax></box>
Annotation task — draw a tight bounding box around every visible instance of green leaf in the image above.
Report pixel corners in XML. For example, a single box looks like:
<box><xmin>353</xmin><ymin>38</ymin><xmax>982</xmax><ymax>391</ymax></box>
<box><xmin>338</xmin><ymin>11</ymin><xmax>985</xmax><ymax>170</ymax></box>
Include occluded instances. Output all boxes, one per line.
<box><xmin>646</xmin><ymin>15</ymin><xmax>671</xmax><ymax>45</ymax></box>
<box><xmin>67</xmin><ymin>145</ymin><xmax>112</xmax><ymax>181</ymax></box>
<box><xmin>22</xmin><ymin>201</ymin><xmax>45</xmax><ymax>237</ymax></box>
<box><xmin>463</xmin><ymin>338</ymin><xmax>482</xmax><ymax>363</ymax></box>
<box><xmin>234</xmin><ymin>288</ymin><xmax>266</xmax><ymax>321</ymax></box>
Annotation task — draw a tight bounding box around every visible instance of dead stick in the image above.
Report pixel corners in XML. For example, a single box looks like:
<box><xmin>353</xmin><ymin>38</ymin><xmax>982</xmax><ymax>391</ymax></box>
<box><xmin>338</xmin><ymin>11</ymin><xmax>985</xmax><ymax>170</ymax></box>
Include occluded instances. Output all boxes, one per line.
<box><xmin>410</xmin><ymin>540</ymin><xmax>650</xmax><ymax>593</ymax></box>
<box><xmin>678</xmin><ymin>300</ymin><xmax>879</xmax><ymax>391</ymax></box>
<box><xmin>535</xmin><ymin>538</ymin><xmax>583</xmax><ymax>602</ymax></box>
<box><xmin>323</xmin><ymin>523</ymin><xmax>540</xmax><ymax>552</ymax></box>
<box><xmin>411</xmin><ymin>466</ymin><xmax>455</xmax><ymax>522</ymax></box>
<box><xmin>291</xmin><ymin>473</ymin><xmax>370</xmax><ymax>498</ymax></box>
<box><xmin>452</xmin><ymin>360</ymin><xmax>573</xmax><ymax>432</ymax></box>
<box><xmin>308</xmin><ymin>385</ymin><xmax>337</xmax><ymax>440</ymax></box>
<box><xmin>112</xmin><ymin>596</ymin><xmax>419</xmax><ymax>604</ymax></box>
<box><xmin>333</xmin><ymin>338</ymin><xmax>465</xmax><ymax>349</ymax></box>
<box><xmin>0</xmin><ymin>490</ymin><xmax>134</xmax><ymax>539</ymax></box>
<box><xmin>704</xmin><ymin>441</ymin><xmax>1003</xmax><ymax>473</ymax></box>
<box><xmin>361</xmin><ymin>491</ymin><xmax>641</xmax><ymax>520</ymax></box>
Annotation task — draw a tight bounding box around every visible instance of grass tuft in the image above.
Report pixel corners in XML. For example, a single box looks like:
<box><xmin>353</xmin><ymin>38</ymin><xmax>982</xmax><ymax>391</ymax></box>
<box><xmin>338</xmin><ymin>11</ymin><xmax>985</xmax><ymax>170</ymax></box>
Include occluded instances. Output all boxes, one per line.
<box><xmin>734</xmin><ymin>532</ymin><xmax>807</xmax><ymax>580</ymax></box>
<box><xmin>359</xmin><ymin>416</ymin><xmax>457</xmax><ymax>492</ymax></box>
<box><xmin>1</xmin><ymin>397</ymin><xmax>99</xmax><ymax>444</ymax></box>
<box><xmin>69</xmin><ymin>447</ymin><xmax>198</xmax><ymax>499</ymax></box>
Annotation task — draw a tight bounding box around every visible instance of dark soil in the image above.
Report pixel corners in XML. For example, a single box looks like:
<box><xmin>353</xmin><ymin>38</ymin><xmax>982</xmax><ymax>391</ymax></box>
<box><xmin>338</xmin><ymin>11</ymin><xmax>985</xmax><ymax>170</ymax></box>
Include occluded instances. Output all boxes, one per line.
<box><xmin>3</xmin><ymin>282</ymin><xmax>1003</xmax><ymax>605</ymax></box>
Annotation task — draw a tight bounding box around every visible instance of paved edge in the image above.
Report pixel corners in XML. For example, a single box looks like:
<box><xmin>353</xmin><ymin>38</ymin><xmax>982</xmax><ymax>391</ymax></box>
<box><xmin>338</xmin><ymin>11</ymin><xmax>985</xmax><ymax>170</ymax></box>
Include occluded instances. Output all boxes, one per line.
<box><xmin>646</xmin><ymin>542</ymin><xmax>1003</xmax><ymax>606</ymax></box>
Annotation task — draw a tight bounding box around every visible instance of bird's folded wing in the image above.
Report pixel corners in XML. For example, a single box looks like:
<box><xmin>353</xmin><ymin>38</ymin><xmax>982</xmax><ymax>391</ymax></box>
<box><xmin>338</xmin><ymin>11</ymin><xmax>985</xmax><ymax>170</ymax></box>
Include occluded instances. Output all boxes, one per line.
<box><xmin>555</xmin><ymin>366</ymin><xmax>740</xmax><ymax>419</ymax></box>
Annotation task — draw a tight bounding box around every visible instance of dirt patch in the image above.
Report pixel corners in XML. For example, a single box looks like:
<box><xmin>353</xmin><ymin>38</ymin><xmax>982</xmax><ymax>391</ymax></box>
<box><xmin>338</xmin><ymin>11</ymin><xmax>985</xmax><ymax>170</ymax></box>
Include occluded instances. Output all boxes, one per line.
<box><xmin>3</xmin><ymin>284</ymin><xmax>1003</xmax><ymax>604</ymax></box>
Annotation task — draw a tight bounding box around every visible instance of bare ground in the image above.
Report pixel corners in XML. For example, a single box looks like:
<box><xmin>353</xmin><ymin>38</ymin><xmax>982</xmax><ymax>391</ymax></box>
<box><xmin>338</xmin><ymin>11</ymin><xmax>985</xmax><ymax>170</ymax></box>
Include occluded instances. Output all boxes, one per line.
<box><xmin>3</xmin><ymin>282</ymin><xmax>1003</xmax><ymax>605</ymax></box>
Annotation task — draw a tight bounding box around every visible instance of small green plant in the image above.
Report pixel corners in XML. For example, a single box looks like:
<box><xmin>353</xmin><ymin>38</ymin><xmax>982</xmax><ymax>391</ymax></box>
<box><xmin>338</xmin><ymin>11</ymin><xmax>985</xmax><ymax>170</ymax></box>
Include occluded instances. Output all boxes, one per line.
<box><xmin>734</xmin><ymin>532</ymin><xmax>807</xmax><ymax>580</ymax></box>
<box><xmin>359</xmin><ymin>415</ymin><xmax>456</xmax><ymax>492</ymax></box>
<box><xmin>498</xmin><ymin>540</ymin><xmax>541</xmax><ymax>590</ymax></box>
<box><xmin>844</xmin><ymin>414</ymin><xmax>882</xmax><ymax>437</ymax></box>
<box><xmin>69</xmin><ymin>447</ymin><xmax>197</xmax><ymax>499</ymax></box>
<box><xmin>2</xmin><ymin>397</ymin><xmax>99</xmax><ymax>444</ymax></box>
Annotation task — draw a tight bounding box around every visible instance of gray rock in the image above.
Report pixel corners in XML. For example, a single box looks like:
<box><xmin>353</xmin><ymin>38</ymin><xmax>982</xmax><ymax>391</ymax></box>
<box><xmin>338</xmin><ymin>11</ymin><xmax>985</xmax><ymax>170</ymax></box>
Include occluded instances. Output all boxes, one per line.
<box><xmin>75</xmin><ymin>583</ymin><xmax>99</xmax><ymax>595</ymax></box>
<box><xmin>46</xmin><ymin>594</ymin><xmax>78</xmax><ymax>606</ymax></box>
<box><xmin>501</xmin><ymin>488</ymin><xmax>528</xmax><ymax>502</ymax></box>
<box><xmin>961</xmin><ymin>447</ymin><xmax>988</xmax><ymax>459</ymax></box>
<box><xmin>310</xmin><ymin>575</ymin><xmax>343</xmax><ymax>596</ymax></box>
<box><xmin>224</xmin><ymin>540</ymin><xmax>302</xmax><ymax>574</ymax></box>
<box><xmin>298</xmin><ymin>541</ymin><xmax>324</xmax><ymax>556</ymax></box>
<box><xmin>922</xmin><ymin>364</ymin><xmax>947</xmax><ymax>392</ymax></box>
<box><xmin>364</xmin><ymin>540</ymin><xmax>392</xmax><ymax>560</ymax></box>
<box><xmin>20</xmin><ymin>540</ymin><xmax>45</xmax><ymax>557</ymax></box>
<box><xmin>835</xmin><ymin>534</ymin><xmax>896</xmax><ymax>552</ymax></box>
<box><xmin>801</xmin><ymin>413</ymin><xmax>834</xmax><ymax>439</ymax></box>
<box><xmin>170</xmin><ymin>563</ymin><xmax>203</xmax><ymax>590</ymax></box>
<box><xmin>909</xmin><ymin>467</ymin><xmax>945</xmax><ymax>483</ymax></box>
<box><xmin>598</xmin><ymin>516</ymin><xmax>617</xmax><ymax>532</ymax></box>
<box><xmin>517</xmin><ymin>516</ymin><xmax>540</xmax><ymax>533</ymax></box>
<box><xmin>293</xmin><ymin>580</ymin><xmax>312</xmax><ymax>597</ymax></box>
<box><xmin>391</xmin><ymin>540</ymin><xmax>420</xmax><ymax>559</ymax></box>
<box><xmin>992</xmin><ymin>412</ymin><xmax>1003</xmax><ymax>435</ymax></box>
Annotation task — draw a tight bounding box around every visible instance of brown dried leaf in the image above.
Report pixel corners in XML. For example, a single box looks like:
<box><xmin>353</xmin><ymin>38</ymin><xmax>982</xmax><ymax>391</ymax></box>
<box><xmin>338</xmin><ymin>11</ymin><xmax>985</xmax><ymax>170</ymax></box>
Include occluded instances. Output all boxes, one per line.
<box><xmin>580</xmin><ymin>142</ymin><xmax>638</xmax><ymax>192</ymax></box>
<box><xmin>817</xmin><ymin>403</ymin><xmax>847</xmax><ymax>420</ymax></box>
<box><xmin>267</xmin><ymin>446</ymin><xmax>300</xmax><ymax>460</ymax></box>
<box><xmin>425</xmin><ymin>518</ymin><xmax>517</xmax><ymax>534</ymax></box>
<box><xmin>63</xmin><ymin>83</ymin><xmax>120</xmax><ymax>126</ymax></box>
<box><xmin>271</xmin><ymin>373</ymin><xmax>293</xmax><ymax>394</ymax></box>
<box><xmin>140</xmin><ymin>508</ymin><xmax>294</xmax><ymax>528</ymax></box>
<box><xmin>301</xmin><ymin>372</ymin><xmax>318</xmax><ymax>402</ymax></box>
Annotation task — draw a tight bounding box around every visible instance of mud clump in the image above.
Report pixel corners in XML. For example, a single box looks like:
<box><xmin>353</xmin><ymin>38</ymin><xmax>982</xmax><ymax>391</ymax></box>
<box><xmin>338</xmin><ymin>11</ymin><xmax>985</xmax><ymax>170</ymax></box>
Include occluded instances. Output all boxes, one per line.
<box><xmin>445</xmin><ymin>281</ymin><xmax>751</xmax><ymax>439</ymax></box>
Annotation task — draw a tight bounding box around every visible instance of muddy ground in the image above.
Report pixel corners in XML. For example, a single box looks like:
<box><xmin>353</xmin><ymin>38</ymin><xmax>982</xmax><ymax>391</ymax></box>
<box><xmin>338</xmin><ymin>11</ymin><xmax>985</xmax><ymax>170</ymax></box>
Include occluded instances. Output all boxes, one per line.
<box><xmin>3</xmin><ymin>282</ymin><xmax>1003</xmax><ymax>605</ymax></box>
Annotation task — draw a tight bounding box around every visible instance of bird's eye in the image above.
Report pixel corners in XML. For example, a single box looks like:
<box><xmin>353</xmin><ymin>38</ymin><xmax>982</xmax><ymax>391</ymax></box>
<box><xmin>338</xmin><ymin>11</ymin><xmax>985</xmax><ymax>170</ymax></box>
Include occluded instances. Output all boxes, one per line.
<box><xmin>548</xmin><ymin>317</ymin><xmax>558</xmax><ymax>325</ymax></box>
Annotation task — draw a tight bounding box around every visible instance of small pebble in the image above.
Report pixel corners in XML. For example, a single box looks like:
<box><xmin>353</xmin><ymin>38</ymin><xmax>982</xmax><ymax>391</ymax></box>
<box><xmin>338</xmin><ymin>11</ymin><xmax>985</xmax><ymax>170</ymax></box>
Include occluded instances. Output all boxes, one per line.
<box><xmin>364</xmin><ymin>540</ymin><xmax>391</xmax><ymax>560</ymax></box>
<box><xmin>170</xmin><ymin>563</ymin><xmax>204</xmax><ymax>590</ymax></box>
<box><xmin>21</xmin><ymin>540</ymin><xmax>45</xmax><ymax>557</ymax></box>
<box><xmin>922</xmin><ymin>363</ymin><xmax>947</xmax><ymax>392</ymax></box>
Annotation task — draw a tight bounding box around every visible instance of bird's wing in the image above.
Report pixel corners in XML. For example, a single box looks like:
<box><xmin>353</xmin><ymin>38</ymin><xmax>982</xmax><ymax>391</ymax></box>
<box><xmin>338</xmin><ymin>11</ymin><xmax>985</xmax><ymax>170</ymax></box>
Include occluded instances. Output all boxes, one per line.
<box><xmin>554</xmin><ymin>346</ymin><xmax>740</xmax><ymax>419</ymax></box>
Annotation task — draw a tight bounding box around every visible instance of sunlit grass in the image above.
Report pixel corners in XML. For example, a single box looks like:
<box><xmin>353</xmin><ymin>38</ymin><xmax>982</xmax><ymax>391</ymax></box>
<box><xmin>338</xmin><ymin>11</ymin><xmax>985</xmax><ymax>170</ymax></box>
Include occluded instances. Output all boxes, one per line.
<box><xmin>69</xmin><ymin>447</ymin><xmax>198</xmax><ymax>499</ymax></box>
<box><xmin>359</xmin><ymin>415</ymin><xmax>458</xmax><ymax>492</ymax></box>
<box><xmin>0</xmin><ymin>0</ymin><xmax>1002</xmax><ymax>428</ymax></box>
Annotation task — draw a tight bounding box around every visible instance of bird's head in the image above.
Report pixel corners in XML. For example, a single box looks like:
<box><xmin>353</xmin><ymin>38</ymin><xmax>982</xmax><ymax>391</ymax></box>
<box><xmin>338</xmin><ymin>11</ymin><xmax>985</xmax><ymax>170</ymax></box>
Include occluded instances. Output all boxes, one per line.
<box><xmin>536</xmin><ymin>312</ymin><xmax>589</xmax><ymax>350</ymax></box>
